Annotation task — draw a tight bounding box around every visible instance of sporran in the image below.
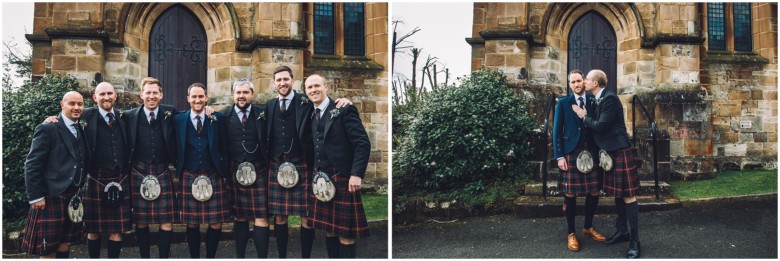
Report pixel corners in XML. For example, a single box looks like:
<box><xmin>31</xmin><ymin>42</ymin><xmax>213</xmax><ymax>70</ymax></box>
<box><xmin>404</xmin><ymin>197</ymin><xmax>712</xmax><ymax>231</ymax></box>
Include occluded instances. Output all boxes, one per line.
<box><xmin>191</xmin><ymin>175</ymin><xmax>213</xmax><ymax>202</ymax></box>
<box><xmin>599</xmin><ymin>149</ymin><xmax>614</xmax><ymax>172</ymax></box>
<box><xmin>102</xmin><ymin>181</ymin><xmax>123</xmax><ymax>207</ymax></box>
<box><xmin>140</xmin><ymin>175</ymin><xmax>161</xmax><ymax>201</ymax></box>
<box><xmin>236</xmin><ymin>162</ymin><xmax>256</xmax><ymax>186</ymax></box>
<box><xmin>312</xmin><ymin>171</ymin><xmax>336</xmax><ymax>202</ymax></box>
<box><xmin>576</xmin><ymin>150</ymin><xmax>594</xmax><ymax>173</ymax></box>
<box><xmin>277</xmin><ymin>162</ymin><xmax>299</xmax><ymax>188</ymax></box>
<box><xmin>67</xmin><ymin>196</ymin><xmax>84</xmax><ymax>223</ymax></box>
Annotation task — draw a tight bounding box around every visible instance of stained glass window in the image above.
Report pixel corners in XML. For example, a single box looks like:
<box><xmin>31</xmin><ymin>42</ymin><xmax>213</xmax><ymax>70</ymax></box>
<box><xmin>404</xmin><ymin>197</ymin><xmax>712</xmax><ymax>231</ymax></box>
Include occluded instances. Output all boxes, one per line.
<box><xmin>314</xmin><ymin>3</ymin><xmax>335</xmax><ymax>54</ymax></box>
<box><xmin>707</xmin><ymin>3</ymin><xmax>726</xmax><ymax>51</ymax></box>
<box><xmin>344</xmin><ymin>3</ymin><xmax>365</xmax><ymax>56</ymax></box>
<box><xmin>733</xmin><ymin>3</ymin><xmax>753</xmax><ymax>51</ymax></box>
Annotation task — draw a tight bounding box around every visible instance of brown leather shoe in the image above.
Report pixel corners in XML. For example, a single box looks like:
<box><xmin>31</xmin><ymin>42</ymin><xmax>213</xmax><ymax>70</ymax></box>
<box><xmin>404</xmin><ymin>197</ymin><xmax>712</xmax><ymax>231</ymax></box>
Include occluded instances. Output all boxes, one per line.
<box><xmin>582</xmin><ymin>227</ymin><xmax>607</xmax><ymax>242</ymax></box>
<box><xmin>567</xmin><ymin>233</ymin><xmax>580</xmax><ymax>251</ymax></box>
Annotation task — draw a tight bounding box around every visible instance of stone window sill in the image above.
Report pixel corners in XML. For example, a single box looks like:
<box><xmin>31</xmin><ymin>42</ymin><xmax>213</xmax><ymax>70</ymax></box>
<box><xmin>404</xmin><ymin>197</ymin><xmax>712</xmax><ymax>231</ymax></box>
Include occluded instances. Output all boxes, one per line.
<box><xmin>307</xmin><ymin>55</ymin><xmax>383</xmax><ymax>71</ymax></box>
<box><xmin>704</xmin><ymin>51</ymin><xmax>769</xmax><ymax>64</ymax></box>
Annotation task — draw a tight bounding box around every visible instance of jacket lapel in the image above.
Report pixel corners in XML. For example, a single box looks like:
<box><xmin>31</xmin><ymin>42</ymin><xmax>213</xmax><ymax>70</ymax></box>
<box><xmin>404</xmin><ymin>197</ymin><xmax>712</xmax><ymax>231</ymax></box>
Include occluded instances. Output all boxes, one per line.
<box><xmin>266</xmin><ymin>98</ymin><xmax>277</xmax><ymax>139</ymax></box>
<box><xmin>177</xmin><ymin>111</ymin><xmax>189</xmax><ymax>153</ymax></box>
<box><xmin>206</xmin><ymin>114</ymin><xmax>215</xmax><ymax>147</ymax></box>
<box><xmin>323</xmin><ymin>99</ymin><xmax>336</xmax><ymax>140</ymax></box>
<box><xmin>57</xmin><ymin>115</ymin><xmax>79</xmax><ymax>161</ymax></box>
<box><xmin>87</xmin><ymin>107</ymin><xmax>99</xmax><ymax>153</ymax></box>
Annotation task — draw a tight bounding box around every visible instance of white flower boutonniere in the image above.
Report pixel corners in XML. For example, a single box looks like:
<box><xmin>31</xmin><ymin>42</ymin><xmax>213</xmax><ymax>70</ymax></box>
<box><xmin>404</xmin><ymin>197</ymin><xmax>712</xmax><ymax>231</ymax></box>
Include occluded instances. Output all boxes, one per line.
<box><xmin>596</xmin><ymin>97</ymin><xmax>604</xmax><ymax>106</ymax></box>
<box><xmin>208</xmin><ymin>114</ymin><xmax>218</xmax><ymax>123</ymax></box>
<box><xmin>79</xmin><ymin>120</ymin><xmax>87</xmax><ymax>129</ymax></box>
<box><xmin>330</xmin><ymin>108</ymin><xmax>341</xmax><ymax>119</ymax></box>
<box><xmin>300</xmin><ymin>96</ymin><xmax>309</xmax><ymax>106</ymax></box>
<box><xmin>164</xmin><ymin>110</ymin><xmax>172</xmax><ymax>120</ymax></box>
<box><xmin>257</xmin><ymin>111</ymin><xmax>266</xmax><ymax>120</ymax></box>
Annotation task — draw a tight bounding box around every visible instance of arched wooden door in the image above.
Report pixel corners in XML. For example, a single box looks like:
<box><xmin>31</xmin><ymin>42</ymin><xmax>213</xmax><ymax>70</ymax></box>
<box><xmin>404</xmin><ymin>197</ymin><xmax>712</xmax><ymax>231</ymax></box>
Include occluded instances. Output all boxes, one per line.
<box><xmin>149</xmin><ymin>5</ymin><xmax>207</xmax><ymax>111</ymax></box>
<box><xmin>567</xmin><ymin>11</ymin><xmax>617</xmax><ymax>94</ymax></box>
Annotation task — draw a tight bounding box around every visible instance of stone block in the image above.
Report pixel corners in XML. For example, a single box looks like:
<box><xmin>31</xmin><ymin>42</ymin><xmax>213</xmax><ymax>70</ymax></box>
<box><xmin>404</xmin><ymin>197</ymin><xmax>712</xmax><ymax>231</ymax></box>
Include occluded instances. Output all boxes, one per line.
<box><xmin>32</xmin><ymin>59</ymin><xmax>46</xmax><ymax>75</ymax></box>
<box><xmin>363</xmin><ymin>100</ymin><xmax>376</xmax><ymax>113</ymax></box>
<box><xmin>722</xmin><ymin>144</ymin><xmax>747</xmax><ymax>156</ymax></box>
<box><xmin>685</xmin><ymin>139</ymin><xmax>712</xmax><ymax>156</ymax></box>
<box><xmin>231</xmin><ymin>66</ymin><xmax>251</xmax><ymax>80</ymax></box>
<box><xmin>764</xmin><ymin>90</ymin><xmax>777</xmax><ymax>100</ymax></box>
<box><xmin>215</xmin><ymin>67</ymin><xmax>231</xmax><ymax>82</ymax></box>
<box><xmin>52</xmin><ymin>55</ymin><xmax>76</xmax><ymax>71</ymax></box>
<box><xmin>485</xmin><ymin>54</ymin><xmax>505</xmax><ymax>67</ymax></box>
<box><xmin>77</xmin><ymin>56</ymin><xmax>102</xmax><ymax>72</ymax></box>
<box><xmin>505</xmin><ymin>54</ymin><xmax>525</xmax><ymax>67</ymax></box>
<box><xmin>731</xmin><ymin>116</ymin><xmax>763</xmax><ymax>133</ymax></box>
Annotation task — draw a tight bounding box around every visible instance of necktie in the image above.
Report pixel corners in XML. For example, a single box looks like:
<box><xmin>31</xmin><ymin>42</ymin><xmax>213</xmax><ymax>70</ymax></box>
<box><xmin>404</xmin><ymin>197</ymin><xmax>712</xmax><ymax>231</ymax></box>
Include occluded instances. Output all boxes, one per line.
<box><xmin>280</xmin><ymin>98</ymin><xmax>287</xmax><ymax>113</ymax></box>
<box><xmin>149</xmin><ymin>111</ymin><xmax>155</xmax><ymax>123</ymax></box>
<box><xmin>241</xmin><ymin>109</ymin><xmax>248</xmax><ymax>125</ymax></box>
<box><xmin>71</xmin><ymin>123</ymin><xmax>79</xmax><ymax>138</ymax></box>
<box><xmin>107</xmin><ymin>112</ymin><xmax>115</xmax><ymax>127</ymax></box>
<box><xmin>578</xmin><ymin>97</ymin><xmax>585</xmax><ymax>109</ymax></box>
<box><xmin>315</xmin><ymin>108</ymin><xmax>321</xmax><ymax>122</ymax></box>
<box><xmin>195</xmin><ymin>115</ymin><xmax>203</xmax><ymax>135</ymax></box>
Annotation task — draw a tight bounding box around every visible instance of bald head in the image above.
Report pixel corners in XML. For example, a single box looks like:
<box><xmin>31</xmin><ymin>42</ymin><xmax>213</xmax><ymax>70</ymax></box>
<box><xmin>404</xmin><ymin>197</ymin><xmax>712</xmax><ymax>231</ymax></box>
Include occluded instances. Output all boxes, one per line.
<box><xmin>93</xmin><ymin>82</ymin><xmax>117</xmax><ymax>111</ymax></box>
<box><xmin>584</xmin><ymin>69</ymin><xmax>608</xmax><ymax>94</ymax></box>
<box><xmin>304</xmin><ymin>74</ymin><xmax>329</xmax><ymax>106</ymax></box>
<box><xmin>61</xmin><ymin>91</ymin><xmax>84</xmax><ymax>121</ymax></box>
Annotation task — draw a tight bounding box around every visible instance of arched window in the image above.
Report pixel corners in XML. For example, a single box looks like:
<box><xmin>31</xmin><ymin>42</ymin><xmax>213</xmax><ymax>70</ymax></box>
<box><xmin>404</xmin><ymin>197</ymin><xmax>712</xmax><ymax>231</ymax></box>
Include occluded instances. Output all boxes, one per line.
<box><xmin>706</xmin><ymin>3</ymin><xmax>753</xmax><ymax>52</ymax></box>
<box><xmin>314</xmin><ymin>3</ymin><xmax>335</xmax><ymax>55</ymax></box>
<box><xmin>312</xmin><ymin>3</ymin><xmax>366</xmax><ymax>57</ymax></box>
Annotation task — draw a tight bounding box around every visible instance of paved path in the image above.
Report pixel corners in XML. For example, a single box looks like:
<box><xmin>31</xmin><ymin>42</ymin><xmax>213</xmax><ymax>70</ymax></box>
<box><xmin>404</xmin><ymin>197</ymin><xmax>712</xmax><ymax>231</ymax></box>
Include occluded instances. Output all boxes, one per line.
<box><xmin>393</xmin><ymin>198</ymin><xmax>777</xmax><ymax>258</ymax></box>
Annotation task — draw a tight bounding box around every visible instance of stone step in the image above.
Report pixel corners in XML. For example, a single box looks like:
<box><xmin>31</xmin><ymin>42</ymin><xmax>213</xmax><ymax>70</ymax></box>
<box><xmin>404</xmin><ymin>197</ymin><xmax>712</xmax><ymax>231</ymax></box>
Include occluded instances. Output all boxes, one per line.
<box><xmin>513</xmin><ymin>195</ymin><xmax>682</xmax><ymax>219</ymax></box>
<box><xmin>524</xmin><ymin>180</ymin><xmax>670</xmax><ymax>197</ymax></box>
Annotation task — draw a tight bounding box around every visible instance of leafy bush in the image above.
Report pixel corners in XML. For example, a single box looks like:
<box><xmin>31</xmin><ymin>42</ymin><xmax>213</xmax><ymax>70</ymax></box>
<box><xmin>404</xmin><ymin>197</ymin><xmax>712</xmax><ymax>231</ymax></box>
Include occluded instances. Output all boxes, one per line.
<box><xmin>393</xmin><ymin>68</ymin><xmax>538</xmax><ymax>208</ymax></box>
<box><xmin>2</xmin><ymin>74</ymin><xmax>88</xmax><ymax>220</ymax></box>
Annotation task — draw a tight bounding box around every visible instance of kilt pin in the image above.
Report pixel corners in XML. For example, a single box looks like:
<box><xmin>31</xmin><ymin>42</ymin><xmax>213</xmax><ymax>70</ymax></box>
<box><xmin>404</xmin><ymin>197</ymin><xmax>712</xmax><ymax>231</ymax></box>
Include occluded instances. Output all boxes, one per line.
<box><xmin>83</xmin><ymin>167</ymin><xmax>132</xmax><ymax>233</ymax></box>
<box><xmin>130</xmin><ymin>162</ymin><xmax>178</xmax><ymax>224</ymax></box>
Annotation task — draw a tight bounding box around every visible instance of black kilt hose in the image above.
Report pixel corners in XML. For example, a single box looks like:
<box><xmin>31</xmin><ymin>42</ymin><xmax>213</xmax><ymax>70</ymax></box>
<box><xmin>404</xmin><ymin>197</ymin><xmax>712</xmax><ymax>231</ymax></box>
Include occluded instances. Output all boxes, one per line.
<box><xmin>602</xmin><ymin>147</ymin><xmax>640</xmax><ymax>198</ymax></box>
<box><xmin>310</xmin><ymin>168</ymin><xmax>369</xmax><ymax>239</ymax></box>
<box><xmin>22</xmin><ymin>188</ymin><xmax>83</xmax><ymax>256</ymax></box>
<box><xmin>269</xmin><ymin>154</ymin><xmax>311</xmax><ymax>217</ymax></box>
<box><xmin>180</xmin><ymin>169</ymin><xmax>231</xmax><ymax>224</ymax></box>
<box><xmin>558</xmin><ymin>146</ymin><xmax>601</xmax><ymax>194</ymax></box>
<box><xmin>130</xmin><ymin>162</ymin><xmax>178</xmax><ymax>225</ymax></box>
<box><xmin>229</xmin><ymin>161</ymin><xmax>269</xmax><ymax>220</ymax></box>
<box><xmin>83</xmin><ymin>168</ymin><xmax>132</xmax><ymax>233</ymax></box>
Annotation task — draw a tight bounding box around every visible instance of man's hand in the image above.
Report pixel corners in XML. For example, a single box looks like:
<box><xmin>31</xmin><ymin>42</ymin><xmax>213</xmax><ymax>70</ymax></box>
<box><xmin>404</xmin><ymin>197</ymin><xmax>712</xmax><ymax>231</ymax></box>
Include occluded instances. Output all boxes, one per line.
<box><xmin>334</xmin><ymin>98</ymin><xmax>353</xmax><ymax>109</ymax></box>
<box><xmin>31</xmin><ymin>199</ymin><xmax>46</xmax><ymax>210</ymax></box>
<box><xmin>204</xmin><ymin>106</ymin><xmax>214</xmax><ymax>116</ymax></box>
<box><xmin>557</xmin><ymin>158</ymin><xmax>568</xmax><ymax>171</ymax></box>
<box><xmin>348</xmin><ymin>176</ymin><xmax>362</xmax><ymax>193</ymax></box>
<box><xmin>43</xmin><ymin>116</ymin><xmax>59</xmax><ymax>124</ymax></box>
<box><xmin>571</xmin><ymin>105</ymin><xmax>587</xmax><ymax>119</ymax></box>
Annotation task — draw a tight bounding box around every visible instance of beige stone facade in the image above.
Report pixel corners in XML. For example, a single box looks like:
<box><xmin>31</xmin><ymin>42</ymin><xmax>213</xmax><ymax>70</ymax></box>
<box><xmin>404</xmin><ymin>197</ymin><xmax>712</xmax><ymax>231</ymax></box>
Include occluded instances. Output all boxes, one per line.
<box><xmin>28</xmin><ymin>2</ymin><xmax>389</xmax><ymax>181</ymax></box>
<box><xmin>469</xmin><ymin>3</ymin><xmax>777</xmax><ymax>180</ymax></box>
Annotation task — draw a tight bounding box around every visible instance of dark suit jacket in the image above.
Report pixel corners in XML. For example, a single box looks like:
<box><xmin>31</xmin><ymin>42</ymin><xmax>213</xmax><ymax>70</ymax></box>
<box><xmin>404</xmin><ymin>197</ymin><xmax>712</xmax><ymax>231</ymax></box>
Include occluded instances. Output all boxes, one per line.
<box><xmin>553</xmin><ymin>93</ymin><xmax>598</xmax><ymax>159</ymax></box>
<box><xmin>583</xmin><ymin>89</ymin><xmax>632</xmax><ymax>151</ymax></box>
<box><xmin>25</xmin><ymin>115</ymin><xmax>88</xmax><ymax>201</ymax></box>
<box><xmin>81</xmin><ymin>106</ymin><xmax>129</xmax><ymax>169</ymax></box>
<box><xmin>318</xmin><ymin>100</ymin><xmax>371</xmax><ymax>178</ymax></box>
<box><xmin>174</xmin><ymin>111</ymin><xmax>228</xmax><ymax>178</ymax></box>
<box><xmin>123</xmin><ymin>104</ymin><xmax>177</xmax><ymax>165</ymax></box>
<box><xmin>265</xmin><ymin>92</ymin><xmax>314</xmax><ymax>162</ymax></box>
<box><xmin>220</xmin><ymin>104</ymin><xmax>269</xmax><ymax>163</ymax></box>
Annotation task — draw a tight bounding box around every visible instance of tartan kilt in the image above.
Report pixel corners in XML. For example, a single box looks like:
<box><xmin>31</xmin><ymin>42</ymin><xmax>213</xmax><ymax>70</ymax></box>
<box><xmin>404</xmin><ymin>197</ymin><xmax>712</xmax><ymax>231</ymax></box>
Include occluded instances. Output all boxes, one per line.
<box><xmin>268</xmin><ymin>155</ymin><xmax>311</xmax><ymax>217</ymax></box>
<box><xmin>558</xmin><ymin>148</ymin><xmax>601</xmax><ymax>194</ymax></box>
<box><xmin>130</xmin><ymin>162</ymin><xmax>178</xmax><ymax>225</ymax></box>
<box><xmin>83</xmin><ymin>168</ymin><xmax>132</xmax><ymax>233</ymax></box>
<box><xmin>309</xmin><ymin>168</ymin><xmax>369</xmax><ymax>239</ymax></box>
<box><xmin>602</xmin><ymin>148</ymin><xmax>640</xmax><ymax>198</ymax></box>
<box><xmin>180</xmin><ymin>169</ymin><xmax>231</xmax><ymax>224</ymax></box>
<box><xmin>22</xmin><ymin>188</ymin><xmax>83</xmax><ymax>256</ymax></box>
<box><xmin>229</xmin><ymin>161</ymin><xmax>269</xmax><ymax>220</ymax></box>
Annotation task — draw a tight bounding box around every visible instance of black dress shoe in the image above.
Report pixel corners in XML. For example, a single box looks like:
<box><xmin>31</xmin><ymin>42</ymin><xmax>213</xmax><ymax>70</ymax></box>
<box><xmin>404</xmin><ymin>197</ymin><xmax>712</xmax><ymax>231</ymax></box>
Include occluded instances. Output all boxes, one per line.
<box><xmin>627</xmin><ymin>241</ymin><xmax>640</xmax><ymax>258</ymax></box>
<box><xmin>604</xmin><ymin>231</ymin><xmax>630</xmax><ymax>244</ymax></box>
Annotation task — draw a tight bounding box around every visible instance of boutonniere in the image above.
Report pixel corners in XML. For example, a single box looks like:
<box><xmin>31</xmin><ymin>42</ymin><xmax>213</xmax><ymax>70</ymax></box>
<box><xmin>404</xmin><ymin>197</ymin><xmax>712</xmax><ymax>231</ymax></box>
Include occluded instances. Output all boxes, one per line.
<box><xmin>164</xmin><ymin>110</ymin><xmax>172</xmax><ymax>120</ymax></box>
<box><xmin>596</xmin><ymin>97</ymin><xmax>603</xmax><ymax>106</ymax></box>
<box><xmin>117</xmin><ymin>110</ymin><xmax>124</xmax><ymax>118</ymax></box>
<box><xmin>329</xmin><ymin>108</ymin><xmax>341</xmax><ymax>119</ymax></box>
<box><xmin>257</xmin><ymin>111</ymin><xmax>265</xmax><ymax>120</ymax></box>
<box><xmin>300</xmin><ymin>96</ymin><xmax>309</xmax><ymax>105</ymax></box>
<box><xmin>78</xmin><ymin>120</ymin><xmax>87</xmax><ymax>129</ymax></box>
<box><xmin>207</xmin><ymin>114</ymin><xmax>218</xmax><ymax>123</ymax></box>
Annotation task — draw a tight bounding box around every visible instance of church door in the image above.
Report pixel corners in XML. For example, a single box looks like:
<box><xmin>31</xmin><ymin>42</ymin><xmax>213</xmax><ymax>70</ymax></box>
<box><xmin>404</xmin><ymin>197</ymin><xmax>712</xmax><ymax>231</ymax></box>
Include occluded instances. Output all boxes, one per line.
<box><xmin>149</xmin><ymin>5</ymin><xmax>207</xmax><ymax>110</ymax></box>
<box><xmin>567</xmin><ymin>11</ymin><xmax>617</xmax><ymax>94</ymax></box>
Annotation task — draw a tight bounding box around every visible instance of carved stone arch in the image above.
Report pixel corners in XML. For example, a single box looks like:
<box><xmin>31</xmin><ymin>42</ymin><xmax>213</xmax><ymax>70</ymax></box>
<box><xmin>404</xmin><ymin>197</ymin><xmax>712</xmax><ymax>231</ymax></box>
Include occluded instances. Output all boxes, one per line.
<box><xmin>541</xmin><ymin>3</ymin><xmax>644</xmax><ymax>50</ymax></box>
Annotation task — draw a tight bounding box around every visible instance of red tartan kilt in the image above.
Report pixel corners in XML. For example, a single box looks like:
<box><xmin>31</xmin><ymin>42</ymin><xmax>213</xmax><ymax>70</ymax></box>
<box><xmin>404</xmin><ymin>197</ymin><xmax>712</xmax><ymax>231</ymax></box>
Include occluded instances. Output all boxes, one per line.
<box><xmin>83</xmin><ymin>168</ymin><xmax>132</xmax><ymax>233</ymax></box>
<box><xmin>558</xmin><ymin>148</ymin><xmax>601</xmax><ymax>194</ymax></box>
<box><xmin>22</xmin><ymin>190</ymin><xmax>83</xmax><ymax>256</ymax></box>
<box><xmin>309</xmin><ymin>169</ymin><xmax>369</xmax><ymax>239</ymax></box>
<box><xmin>602</xmin><ymin>148</ymin><xmax>640</xmax><ymax>198</ymax></box>
<box><xmin>228</xmin><ymin>161</ymin><xmax>269</xmax><ymax>219</ymax></box>
<box><xmin>180</xmin><ymin>170</ymin><xmax>231</xmax><ymax>224</ymax></box>
<box><xmin>130</xmin><ymin>162</ymin><xmax>178</xmax><ymax>225</ymax></box>
<box><xmin>268</xmin><ymin>155</ymin><xmax>311</xmax><ymax>217</ymax></box>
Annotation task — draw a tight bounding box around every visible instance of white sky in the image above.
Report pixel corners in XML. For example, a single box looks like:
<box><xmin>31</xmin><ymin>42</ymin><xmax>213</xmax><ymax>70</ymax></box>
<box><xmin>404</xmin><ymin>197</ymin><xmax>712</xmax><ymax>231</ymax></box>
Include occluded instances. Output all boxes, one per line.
<box><xmin>1</xmin><ymin>2</ymin><xmax>34</xmax><ymax>86</ymax></box>
<box><xmin>391</xmin><ymin>2</ymin><xmax>472</xmax><ymax>89</ymax></box>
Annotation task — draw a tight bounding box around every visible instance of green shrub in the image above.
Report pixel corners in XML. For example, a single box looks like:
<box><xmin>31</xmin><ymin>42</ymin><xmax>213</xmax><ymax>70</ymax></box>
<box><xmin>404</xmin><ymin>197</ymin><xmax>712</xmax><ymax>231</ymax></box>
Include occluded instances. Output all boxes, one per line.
<box><xmin>393</xmin><ymin>68</ymin><xmax>538</xmax><ymax>208</ymax></box>
<box><xmin>2</xmin><ymin>74</ymin><xmax>88</xmax><ymax>220</ymax></box>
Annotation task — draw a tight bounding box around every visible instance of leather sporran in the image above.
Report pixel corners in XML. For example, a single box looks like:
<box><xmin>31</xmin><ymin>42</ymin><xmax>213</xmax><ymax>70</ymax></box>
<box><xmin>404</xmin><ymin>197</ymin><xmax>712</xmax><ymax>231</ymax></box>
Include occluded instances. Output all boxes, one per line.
<box><xmin>102</xmin><ymin>181</ymin><xmax>123</xmax><ymax>207</ymax></box>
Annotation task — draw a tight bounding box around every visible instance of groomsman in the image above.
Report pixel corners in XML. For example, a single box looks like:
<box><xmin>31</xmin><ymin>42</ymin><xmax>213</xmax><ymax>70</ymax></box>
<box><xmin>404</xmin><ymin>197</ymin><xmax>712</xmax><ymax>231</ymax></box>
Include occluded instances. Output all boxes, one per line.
<box><xmin>124</xmin><ymin>77</ymin><xmax>178</xmax><ymax>258</ymax></box>
<box><xmin>220</xmin><ymin>79</ymin><xmax>271</xmax><ymax>257</ymax></box>
<box><xmin>174</xmin><ymin>83</ymin><xmax>231</xmax><ymax>258</ymax></box>
<box><xmin>304</xmin><ymin>74</ymin><xmax>370</xmax><ymax>258</ymax></box>
<box><xmin>573</xmin><ymin>69</ymin><xmax>641</xmax><ymax>258</ymax></box>
<box><xmin>22</xmin><ymin>91</ymin><xmax>88</xmax><ymax>258</ymax></box>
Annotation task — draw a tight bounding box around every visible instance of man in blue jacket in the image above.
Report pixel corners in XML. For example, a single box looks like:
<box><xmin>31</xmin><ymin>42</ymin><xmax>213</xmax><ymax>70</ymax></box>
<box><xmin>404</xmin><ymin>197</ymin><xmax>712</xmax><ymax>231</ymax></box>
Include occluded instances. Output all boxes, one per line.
<box><xmin>552</xmin><ymin>70</ymin><xmax>606</xmax><ymax>252</ymax></box>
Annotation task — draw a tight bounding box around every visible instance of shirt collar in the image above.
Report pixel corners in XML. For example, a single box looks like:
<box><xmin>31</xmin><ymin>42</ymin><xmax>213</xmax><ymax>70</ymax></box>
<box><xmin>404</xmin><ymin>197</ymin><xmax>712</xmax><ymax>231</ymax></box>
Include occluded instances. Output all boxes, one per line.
<box><xmin>234</xmin><ymin>104</ymin><xmax>252</xmax><ymax>114</ymax></box>
<box><xmin>143</xmin><ymin>107</ymin><xmax>159</xmax><ymax>117</ymax></box>
<box><xmin>315</xmin><ymin>97</ymin><xmax>330</xmax><ymax>114</ymax></box>
<box><xmin>61</xmin><ymin>114</ymin><xmax>77</xmax><ymax>127</ymax></box>
<box><xmin>190</xmin><ymin>110</ymin><xmax>206</xmax><ymax>121</ymax></box>
<box><xmin>574</xmin><ymin>93</ymin><xmax>587</xmax><ymax>103</ymax></box>
<box><xmin>278</xmin><ymin>91</ymin><xmax>295</xmax><ymax>102</ymax></box>
<box><xmin>98</xmin><ymin>106</ymin><xmax>113</xmax><ymax>118</ymax></box>
<box><xmin>595</xmin><ymin>88</ymin><xmax>605</xmax><ymax>100</ymax></box>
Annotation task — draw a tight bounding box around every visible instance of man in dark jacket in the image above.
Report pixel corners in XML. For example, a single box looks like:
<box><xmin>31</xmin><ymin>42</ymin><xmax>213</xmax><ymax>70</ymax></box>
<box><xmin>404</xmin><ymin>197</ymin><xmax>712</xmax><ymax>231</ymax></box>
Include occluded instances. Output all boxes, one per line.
<box><xmin>22</xmin><ymin>91</ymin><xmax>88</xmax><ymax>258</ymax></box>
<box><xmin>304</xmin><ymin>74</ymin><xmax>370</xmax><ymax>258</ymax></box>
<box><xmin>572</xmin><ymin>69</ymin><xmax>641</xmax><ymax>258</ymax></box>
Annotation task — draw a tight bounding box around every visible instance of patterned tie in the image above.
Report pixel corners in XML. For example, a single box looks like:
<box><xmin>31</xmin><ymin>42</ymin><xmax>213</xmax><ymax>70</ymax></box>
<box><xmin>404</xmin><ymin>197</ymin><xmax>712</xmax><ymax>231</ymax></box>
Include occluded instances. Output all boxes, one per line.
<box><xmin>241</xmin><ymin>109</ymin><xmax>248</xmax><ymax>125</ymax></box>
<box><xmin>195</xmin><ymin>115</ymin><xmax>203</xmax><ymax>135</ymax></box>
<box><xmin>71</xmin><ymin>123</ymin><xmax>79</xmax><ymax>138</ymax></box>
<box><xmin>107</xmin><ymin>112</ymin><xmax>115</xmax><ymax>127</ymax></box>
<box><xmin>149</xmin><ymin>111</ymin><xmax>155</xmax><ymax>123</ymax></box>
<box><xmin>578</xmin><ymin>97</ymin><xmax>585</xmax><ymax>109</ymax></box>
<box><xmin>280</xmin><ymin>98</ymin><xmax>287</xmax><ymax>113</ymax></box>
<box><xmin>315</xmin><ymin>108</ymin><xmax>321</xmax><ymax>122</ymax></box>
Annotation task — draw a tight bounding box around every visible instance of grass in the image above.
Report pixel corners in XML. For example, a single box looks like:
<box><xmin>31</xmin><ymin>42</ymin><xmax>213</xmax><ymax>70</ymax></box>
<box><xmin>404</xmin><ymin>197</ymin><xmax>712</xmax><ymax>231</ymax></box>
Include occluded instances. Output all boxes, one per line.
<box><xmin>287</xmin><ymin>193</ymin><xmax>388</xmax><ymax>227</ymax></box>
<box><xmin>670</xmin><ymin>170</ymin><xmax>778</xmax><ymax>200</ymax></box>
